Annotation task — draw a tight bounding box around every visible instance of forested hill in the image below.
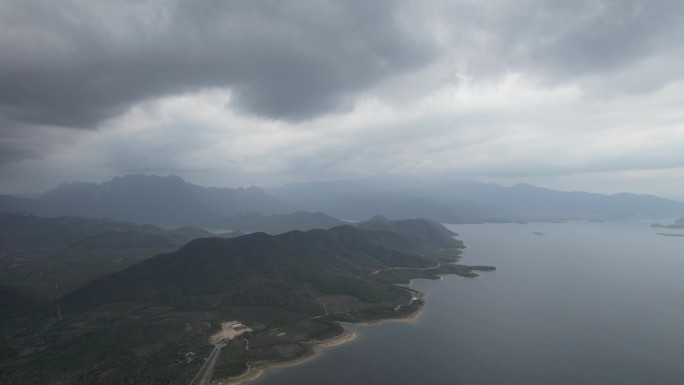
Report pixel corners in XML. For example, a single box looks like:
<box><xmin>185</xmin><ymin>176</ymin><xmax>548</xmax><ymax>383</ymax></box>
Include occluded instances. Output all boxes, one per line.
<box><xmin>0</xmin><ymin>212</ymin><xmax>211</xmax><ymax>250</ymax></box>
<box><xmin>60</xmin><ymin>219</ymin><xmax>464</xmax><ymax>312</ymax></box>
<box><xmin>356</xmin><ymin>215</ymin><xmax>464</xmax><ymax>248</ymax></box>
<box><xmin>0</xmin><ymin>284</ymin><xmax>52</xmax><ymax>320</ymax></box>
<box><xmin>3</xmin><ymin>218</ymin><xmax>492</xmax><ymax>385</ymax></box>
<box><xmin>0</xmin><ymin>213</ymin><xmax>213</xmax><ymax>296</ymax></box>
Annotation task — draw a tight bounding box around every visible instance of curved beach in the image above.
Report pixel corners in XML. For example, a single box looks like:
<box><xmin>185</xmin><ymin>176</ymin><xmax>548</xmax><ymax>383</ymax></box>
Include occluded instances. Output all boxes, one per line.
<box><xmin>220</xmin><ymin>294</ymin><xmax>428</xmax><ymax>385</ymax></box>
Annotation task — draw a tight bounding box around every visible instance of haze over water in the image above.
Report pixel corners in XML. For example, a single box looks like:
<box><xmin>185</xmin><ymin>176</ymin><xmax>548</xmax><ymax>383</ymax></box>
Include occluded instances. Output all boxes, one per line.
<box><xmin>250</xmin><ymin>220</ymin><xmax>684</xmax><ymax>385</ymax></box>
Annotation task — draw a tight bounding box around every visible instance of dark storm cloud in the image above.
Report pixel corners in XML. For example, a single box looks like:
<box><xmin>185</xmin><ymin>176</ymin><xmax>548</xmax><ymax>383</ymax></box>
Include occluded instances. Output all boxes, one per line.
<box><xmin>453</xmin><ymin>0</ymin><xmax>684</xmax><ymax>86</ymax></box>
<box><xmin>0</xmin><ymin>123</ymin><xmax>61</xmax><ymax>165</ymax></box>
<box><xmin>2</xmin><ymin>0</ymin><xmax>681</xmax><ymax>133</ymax></box>
<box><xmin>2</xmin><ymin>0</ymin><xmax>684</xmax><ymax>194</ymax></box>
<box><xmin>0</xmin><ymin>140</ymin><xmax>33</xmax><ymax>165</ymax></box>
<box><xmin>0</xmin><ymin>0</ymin><xmax>433</xmax><ymax>129</ymax></box>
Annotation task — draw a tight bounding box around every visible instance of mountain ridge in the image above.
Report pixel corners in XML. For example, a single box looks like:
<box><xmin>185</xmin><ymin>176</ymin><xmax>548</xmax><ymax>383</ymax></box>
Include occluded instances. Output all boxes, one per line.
<box><xmin>0</xmin><ymin>174</ymin><xmax>302</xmax><ymax>227</ymax></box>
<box><xmin>3</xmin><ymin>174</ymin><xmax>683</xmax><ymax>226</ymax></box>
<box><xmin>58</xmin><ymin>219</ymin><xmax>466</xmax><ymax>312</ymax></box>
<box><xmin>268</xmin><ymin>176</ymin><xmax>684</xmax><ymax>222</ymax></box>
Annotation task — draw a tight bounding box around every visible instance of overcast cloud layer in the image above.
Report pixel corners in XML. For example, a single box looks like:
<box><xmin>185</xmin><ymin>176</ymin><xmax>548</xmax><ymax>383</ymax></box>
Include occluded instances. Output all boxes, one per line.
<box><xmin>1</xmin><ymin>0</ymin><xmax>684</xmax><ymax>196</ymax></box>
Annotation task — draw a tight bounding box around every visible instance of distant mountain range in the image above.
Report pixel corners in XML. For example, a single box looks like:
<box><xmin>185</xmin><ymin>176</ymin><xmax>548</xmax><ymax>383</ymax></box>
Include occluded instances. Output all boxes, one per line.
<box><xmin>0</xmin><ymin>174</ymin><xmax>297</xmax><ymax>227</ymax></box>
<box><xmin>268</xmin><ymin>176</ymin><xmax>684</xmax><ymax>222</ymax></box>
<box><xmin>0</xmin><ymin>174</ymin><xmax>344</xmax><ymax>231</ymax></box>
<box><xmin>2</xmin><ymin>174</ymin><xmax>683</xmax><ymax>227</ymax></box>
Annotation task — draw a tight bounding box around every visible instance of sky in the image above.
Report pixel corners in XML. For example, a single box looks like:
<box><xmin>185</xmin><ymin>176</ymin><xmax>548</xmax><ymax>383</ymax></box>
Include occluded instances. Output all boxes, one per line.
<box><xmin>1</xmin><ymin>0</ymin><xmax>684</xmax><ymax>198</ymax></box>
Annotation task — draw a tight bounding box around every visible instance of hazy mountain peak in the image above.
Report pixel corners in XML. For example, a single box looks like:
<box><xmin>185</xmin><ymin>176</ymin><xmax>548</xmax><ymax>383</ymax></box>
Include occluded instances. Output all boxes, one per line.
<box><xmin>2</xmin><ymin>174</ymin><xmax>298</xmax><ymax>227</ymax></box>
<box><xmin>112</xmin><ymin>173</ymin><xmax>182</xmax><ymax>181</ymax></box>
<box><xmin>369</xmin><ymin>215</ymin><xmax>392</xmax><ymax>223</ymax></box>
<box><xmin>106</xmin><ymin>173</ymin><xmax>188</xmax><ymax>189</ymax></box>
<box><xmin>268</xmin><ymin>176</ymin><xmax>684</xmax><ymax>222</ymax></box>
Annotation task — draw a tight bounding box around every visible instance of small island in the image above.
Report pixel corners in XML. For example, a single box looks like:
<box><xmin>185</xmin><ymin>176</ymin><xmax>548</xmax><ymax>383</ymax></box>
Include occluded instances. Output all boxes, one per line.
<box><xmin>651</xmin><ymin>218</ymin><xmax>684</xmax><ymax>237</ymax></box>
<box><xmin>651</xmin><ymin>218</ymin><xmax>684</xmax><ymax>229</ymax></box>
<box><xmin>0</xmin><ymin>218</ymin><xmax>494</xmax><ymax>385</ymax></box>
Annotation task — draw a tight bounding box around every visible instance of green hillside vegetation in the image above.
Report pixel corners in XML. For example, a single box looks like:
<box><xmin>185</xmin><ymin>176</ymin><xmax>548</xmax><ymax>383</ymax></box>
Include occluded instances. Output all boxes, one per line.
<box><xmin>58</xmin><ymin>222</ymin><xmax>463</xmax><ymax>311</ymax></box>
<box><xmin>0</xmin><ymin>213</ymin><xmax>212</xmax><ymax>297</ymax></box>
<box><xmin>356</xmin><ymin>215</ymin><xmax>465</xmax><ymax>248</ymax></box>
<box><xmin>0</xmin><ymin>218</ymin><xmax>494</xmax><ymax>385</ymax></box>
<box><xmin>0</xmin><ymin>284</ymin><xmax>52</xmax><ymax>320</ymax></box>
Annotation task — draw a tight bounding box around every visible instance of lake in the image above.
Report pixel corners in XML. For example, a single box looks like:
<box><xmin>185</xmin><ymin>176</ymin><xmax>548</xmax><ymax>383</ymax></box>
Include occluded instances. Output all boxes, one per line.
<box><xmin>248</xmin><ymin>220</ymin><xmax>684</xmax><ymax>385</ymax></box>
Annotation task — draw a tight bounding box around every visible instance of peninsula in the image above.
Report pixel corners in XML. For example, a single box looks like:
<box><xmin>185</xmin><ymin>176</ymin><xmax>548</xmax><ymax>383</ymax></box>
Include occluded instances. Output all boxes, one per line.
<box><xmin>0</xmin><ymin>217</ymin><xmax>494</xmax><ymax>384</ymax></box>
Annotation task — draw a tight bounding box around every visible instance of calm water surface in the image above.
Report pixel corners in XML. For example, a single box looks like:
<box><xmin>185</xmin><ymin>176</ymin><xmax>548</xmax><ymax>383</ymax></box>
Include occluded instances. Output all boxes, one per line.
<box><xmin>250</xmin><ymin>220</ymin><xmax>684</xmax><ymax>385</ymax></box>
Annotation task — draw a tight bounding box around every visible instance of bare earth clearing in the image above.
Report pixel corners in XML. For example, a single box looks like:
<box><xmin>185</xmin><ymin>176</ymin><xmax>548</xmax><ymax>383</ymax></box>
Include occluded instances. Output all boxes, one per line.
<box><xmin>210</xmin><ymin>321</ymin><xmax>254</xmax><ymax>345</ymax></box>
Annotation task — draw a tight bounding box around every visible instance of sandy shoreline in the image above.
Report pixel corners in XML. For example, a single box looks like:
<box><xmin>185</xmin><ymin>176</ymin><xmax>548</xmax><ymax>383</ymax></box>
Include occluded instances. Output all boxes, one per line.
<box><xmin>218</xmin><ymin>254</ymin><xmax>480</xmax><ymax>383</ymax></box>
<box><xmin>222</xmin><ymin>328</ymin><xmax>359</xmax><ymax>385</ymax></box>
<box><xmin>221</xmin><ymin>294</ymin><xmax>427</xmax><ymax>385</ymax></box>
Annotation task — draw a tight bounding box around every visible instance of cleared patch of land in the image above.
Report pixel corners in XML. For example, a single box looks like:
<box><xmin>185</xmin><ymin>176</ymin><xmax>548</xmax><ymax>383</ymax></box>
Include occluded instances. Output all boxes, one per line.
<box><xmin>211</xmin><ymin>321</ymin><xmax>254</xmax><ymax>345</ymax></box>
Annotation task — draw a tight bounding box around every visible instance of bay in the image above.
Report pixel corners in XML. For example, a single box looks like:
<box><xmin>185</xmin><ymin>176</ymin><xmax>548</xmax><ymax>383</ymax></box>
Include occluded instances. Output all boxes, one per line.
<box><xmin>248</xmin><ymin>220</ymin><xmax>684</xmax><ymax>385</ymax></box>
